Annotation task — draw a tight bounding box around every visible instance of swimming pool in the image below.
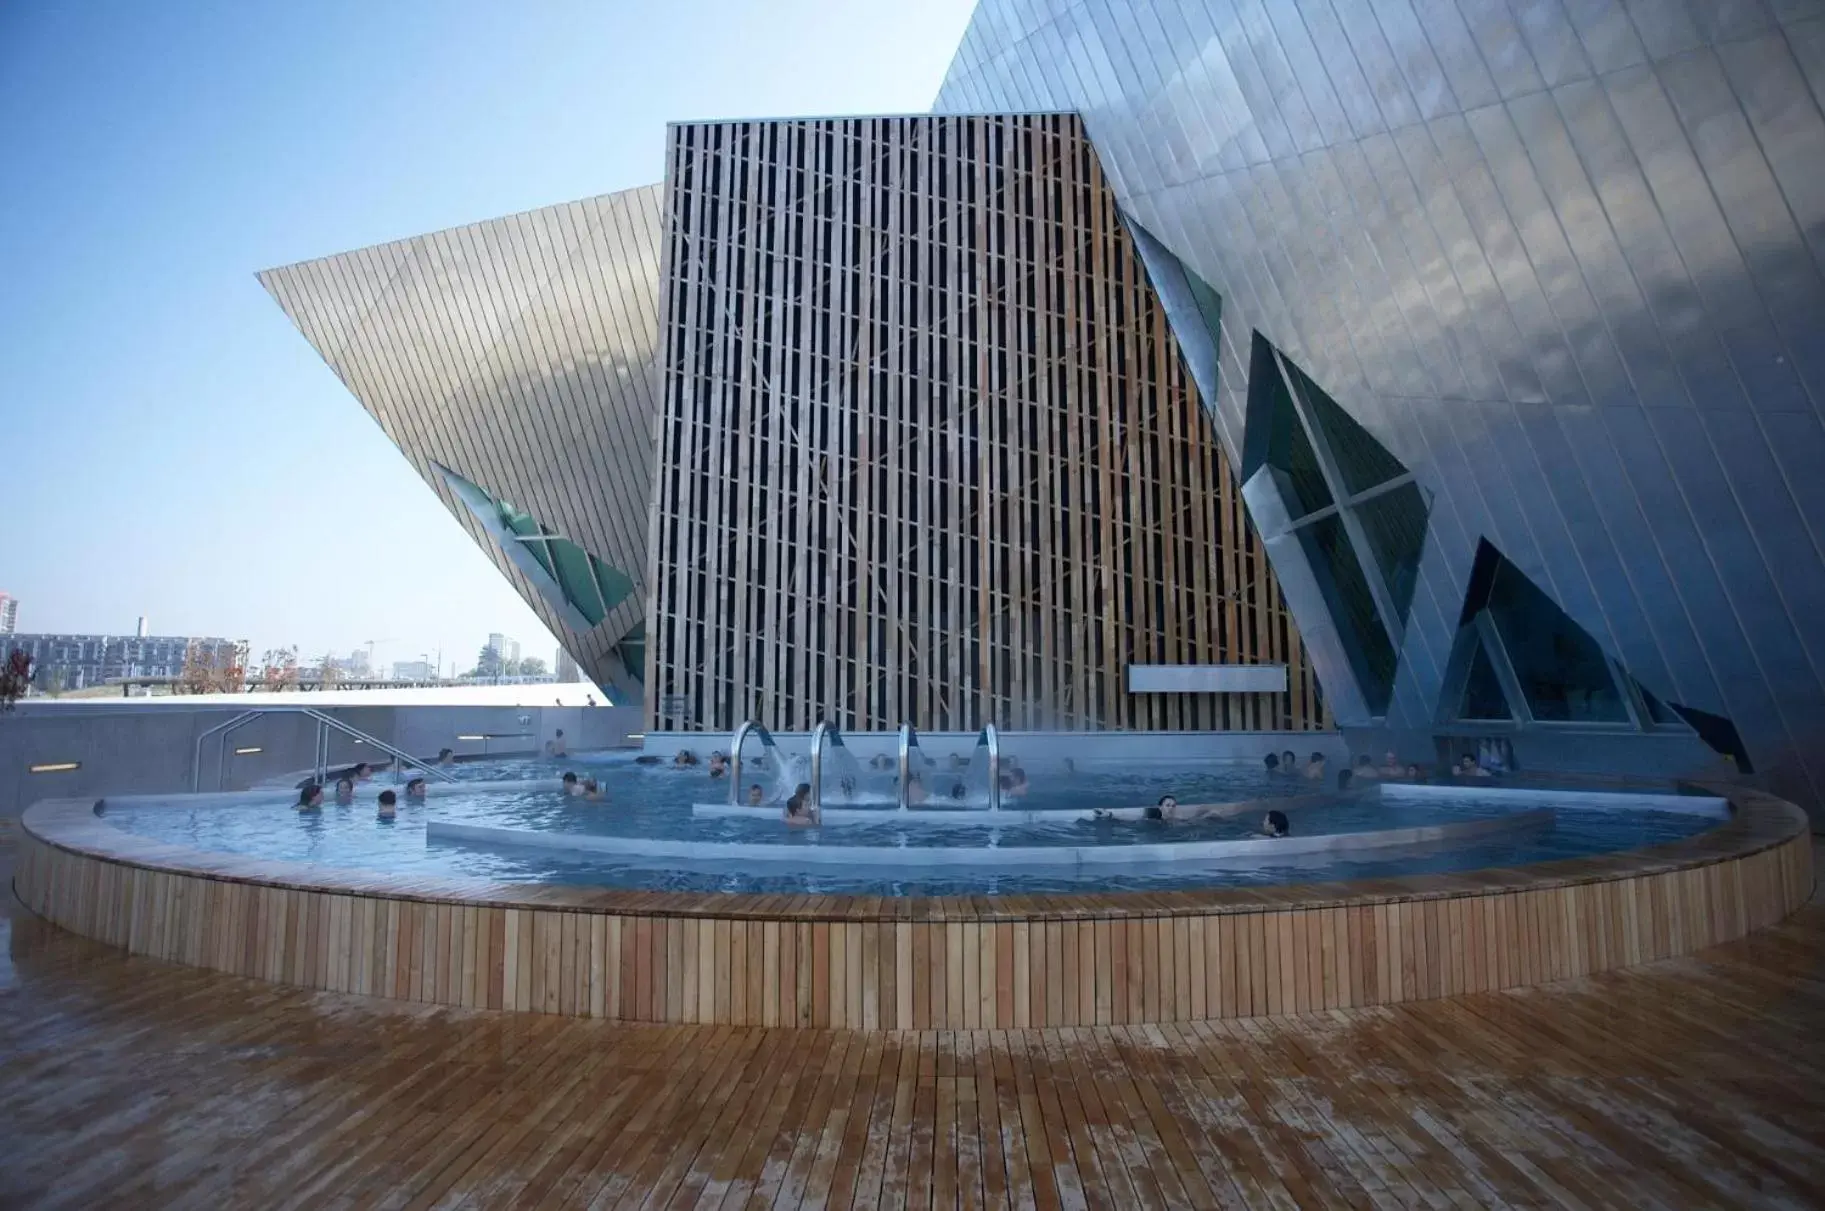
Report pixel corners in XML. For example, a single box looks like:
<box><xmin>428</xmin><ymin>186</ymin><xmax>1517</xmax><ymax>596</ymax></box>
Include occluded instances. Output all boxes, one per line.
<box><xmin>102</xmin><ymin>754</ymin><xmax>1724</xmax><ymax>895</ymax></box>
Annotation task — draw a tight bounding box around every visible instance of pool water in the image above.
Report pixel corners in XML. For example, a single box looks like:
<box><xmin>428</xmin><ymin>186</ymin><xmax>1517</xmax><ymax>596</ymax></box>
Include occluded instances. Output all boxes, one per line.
<box><xmin>102</xmin><ymin>756</ymin><xmax>1724</xmax><ymax>896</ymax></box>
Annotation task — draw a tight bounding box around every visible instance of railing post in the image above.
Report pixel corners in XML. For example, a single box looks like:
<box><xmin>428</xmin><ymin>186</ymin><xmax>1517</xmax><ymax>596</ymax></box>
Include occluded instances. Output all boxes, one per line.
<box><xmin>983</xmin><ymin>724</ymin><xmax>1001</xmax><ymax>813</ymax></box>
<box><xmin>897</xmin><ymin>723</ymin><xmax>916</xmax><ymax>811</ymax></box>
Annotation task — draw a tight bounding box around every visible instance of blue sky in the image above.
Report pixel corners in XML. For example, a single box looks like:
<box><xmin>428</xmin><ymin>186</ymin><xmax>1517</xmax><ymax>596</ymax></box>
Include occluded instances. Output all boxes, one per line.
<box><xmin>0</xmin><ymin>0</ymin><xmax>975</xmax><ymax>677</ymax></box>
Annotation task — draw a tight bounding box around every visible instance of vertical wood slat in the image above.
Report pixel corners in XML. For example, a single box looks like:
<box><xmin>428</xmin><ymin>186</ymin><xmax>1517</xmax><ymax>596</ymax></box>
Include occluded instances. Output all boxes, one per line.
<box><xmin>648</xmin><ymin>112</ymin><xmax>1326</xmax><ymax>736</ymax></box>
<box><xmin>14</xmin><ymin>799</ymin><xmax>1811</xmax><ymax>1028</ymax></box>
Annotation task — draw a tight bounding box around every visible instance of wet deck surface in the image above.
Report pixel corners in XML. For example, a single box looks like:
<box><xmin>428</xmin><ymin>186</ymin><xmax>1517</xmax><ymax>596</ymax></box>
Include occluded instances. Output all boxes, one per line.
<box><xmin>2</xmin><ymin>840</ymin><xmax>1822</xmax><ymax>1209</ymax></box>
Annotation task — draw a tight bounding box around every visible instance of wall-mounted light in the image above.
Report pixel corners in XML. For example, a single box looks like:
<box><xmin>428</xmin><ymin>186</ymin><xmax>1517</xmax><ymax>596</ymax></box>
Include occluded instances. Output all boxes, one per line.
<box><xmin>626</xmin><ymin>733</ymin><xmax>646</xmax><ymax>742</ymax></box>
<box><xmin>456</xmin><ymin>734</ymin><xmax>485</xmax><ymax>741</ymax></box>
<box><xmin>29</xmin><ymin>762</ymin><xmax>80</xmax><ymax>774</ymax></box>
<box><xmin>234</xmin><ymin>746</ymin><xmax>263</xmax><ymax>755</ymax></box>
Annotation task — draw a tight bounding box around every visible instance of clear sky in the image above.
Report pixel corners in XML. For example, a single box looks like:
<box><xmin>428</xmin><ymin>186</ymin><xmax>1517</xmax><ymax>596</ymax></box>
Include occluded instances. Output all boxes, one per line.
<box><xmin>0</xmin><ymin>0</ymin><xmax>976</xmax><ymax>678</ymax></box>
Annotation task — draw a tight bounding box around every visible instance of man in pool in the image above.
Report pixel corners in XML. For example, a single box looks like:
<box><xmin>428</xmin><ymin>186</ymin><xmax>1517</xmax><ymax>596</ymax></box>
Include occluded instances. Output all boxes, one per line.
<box><xmin>551</xmin><ymin>729</ymin><xmax>567</xmax><ymax>757</ymax></box>
<box><xmin>708</xmin><ymin>752</ymin><xmax>728</xmax><ymax>778</ymax></box>
<box><xmin>1262</xmin><ymin>810</ymin><xmax>1289</xmax><ymax>837</ymax></box>
<box><xmin>561</xmin><ymin>771</ymin><xmax>583</xmax><ymax>796</ymax></box>
<box><xmin>1302</xmin><ymin>752</ymin><xmax>1326</xmax><ymax>781</ymax></box>
<box><xmin>333</xmin><ymin>777</ymin><xmax>356</xmax><ymax>804</ymax></box>
<box><xmin>674</xmin><ymin>749</ymin><xmax>698</xmax><ymax>768</ymax></box>
<box><xmin>1456</xmin><ymin>754</ymin><xmax>1493</xmax><ymax>778</ymax></box>
<box><xmin>1379</xmin><ymin>751</ymin><xmax>1403</xmax><ymax>777</ymax></box>
<box><xmin>296</xmin><ymin>783</ymin><xmax>324</xmax><ymax>812</ymax></box>
<box><xmin>1264</xmin><ymin>753</ymin><xmax>1280</xmax><ymax>775</ymax></box>
<box><xmin>746</xmin><ymin>784</ymin><xmax>766</xmax><ymax>806</ymax></box>
<box><xmin>581</xmin><ymin>777</ymin><xmax>605</xmax><ymax>801</ymax></box>
<box><xmin>1351</xmin><ymin>754</ymin><xmax>1378</xmax><ymax>781</ymax></box>
<box><xmin>1280</xmin><ymin>749</ymin><xmax>1297</xmax><ymax>775</ymax></box>
<box><xmin>377</xmin><ymin>789</ymin><xmax>397</xmax><ymax>820</ymax></box>
<box><xmin>405</xmin><ymin>777</ymin><xmax>427</xmax><ymax>801</ymax></box>
<box><xmin>438</xmin><ymin>747</ymin><xmax>456</xmax><ymax>766</ymax></box>
<box><xmin>783</xmin><ymin>782</ymin><xmax>816</xmax><ymax>827</ymax></box>
<box><xmin>352</xmin><ymin>762</ymin><xmax>374</xmax><ymax>782</ymax></box>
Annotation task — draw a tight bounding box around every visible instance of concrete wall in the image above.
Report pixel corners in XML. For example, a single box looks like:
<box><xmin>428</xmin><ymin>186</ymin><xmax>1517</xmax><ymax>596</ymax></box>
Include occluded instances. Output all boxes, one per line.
<box><xmin>0</xmin><ymin>702</ymin><xmax>643</xmax><ymax>819</ymax></box>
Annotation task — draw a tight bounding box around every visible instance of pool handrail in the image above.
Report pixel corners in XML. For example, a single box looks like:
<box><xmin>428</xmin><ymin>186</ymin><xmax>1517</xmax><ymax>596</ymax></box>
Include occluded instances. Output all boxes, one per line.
<box><xmin>727</xmin><ymin>720</ymin><xmax>777</xmax><ymax>805</ymax></box>
<box><xmin>191</xmin><ymin>706</ymin><xmax>455</xmax><ymax>792</ymax></box>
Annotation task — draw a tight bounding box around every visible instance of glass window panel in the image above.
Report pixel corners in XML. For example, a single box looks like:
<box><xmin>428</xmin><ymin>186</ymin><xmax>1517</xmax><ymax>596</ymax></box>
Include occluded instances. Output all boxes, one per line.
<box><xmin>1640</xmin><ymin>685</ymin><xmax>1685</xmax><ymax>727</ymax></box>
<box><xmin>1297</xmin><ymin>513</ymin><xmax>1397</xmax><ymax>714</ymax></box>
<box><xmin>1459</xmin><ymin>637</ymin><xmax>1512</xmax><ymax>720</ymax></box>
<box><xmin>550</xmin><ymin>539</ymin><xmax>607</xmax><ymax>627</ymax></box>
<box><xmin>1353</xmin><ymin>481</ymin><xmax>1428</xmax><ymax>629</ymax></box>
<box><xmin>1284</xmin><ymin>358</ymin><xmax>1409</xmax><ymax>494</ymax></box>
<box><xmin>1485</xmin><ymin>561</ymin><xmax>1628</xmax><ymax>723</ymax></box>
<box><xmin>1266</xmin><ymin>371</ymin><xmax>1334</xmax><ymax>517</ymax></box>
<box><xmin>590</xmin><ymin>554</ymin><xmax>637</xmax><ymax>615</ymax></box>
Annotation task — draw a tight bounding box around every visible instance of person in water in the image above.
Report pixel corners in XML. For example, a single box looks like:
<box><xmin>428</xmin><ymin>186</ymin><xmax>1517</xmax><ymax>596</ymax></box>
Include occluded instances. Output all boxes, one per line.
<box><xmin>746</xmin><ymin>783</ymin><xmax>766</xmax><ymax>806</ymax></box>
<box><xmin>1302</xmin><ymin>752</ymin><xmax>1326</xmax><ymax>781</ymax></box>
<box><xmin>405</xmin><ymin>777</ymin><xmax>427</xmax><ymax>801</ymax></box>
<box><xmin>905</xmin><ymin>773</ymin><xmax>928</xmax><ymax>805</ymax></box>
<box><xmin>1142</xmin><ymin>793</ymin><xmax>1181</xmax><ymax>821</ymax></box>
<box><xmin>581</xmin><ymin>777</ymin><xmax>605</xmax><ymax>801</ymax></box>
<box><xmin>674</xmin><ymin>749</ymin><xmax>698</xmax><ymax>768</ymax></box>
<box><xmin>377</xmin><ymin>789</ymin><xmax>397</xmax><ymax>820</ymax></box>
<box><xmin>1279</xmin><ymin>749</ymin><xmax>1297</xmax><ymax>775</ymax></box>
<box><xmin>709</xmin><ymin>752</ymin><xmax>728</xmax><ymax>778</ymax></box>
<box><xmin>334</xmin><ymin>776</ymin><xmax>356</xmax><ymax>804</ymax></box>
<box><xmin>869</xmin><ymin>753</ymin><xmax>893</xmax><ymax>771</ymax></box>
<box><xmin>1405</xmin><ymin>763</ymin><xmax>1421</xmax><ymax>779</ymax></box>
<box><xmin>1337</xmin><ymin>768</ymin><xmax>1355</xmax><ymax>791</ymax></box>
<box><xmin>296</xmin><ymin>783</ymin><xmax>324</xmax><ymax>812</ymax></box>
<box><xmin>562</xmin><ymin>771</ymin><xmax>583</xmax><ymax>796</ymax></box>
<box><xmin>1378</xmin><ymin>751</ymin><xmax>1403</xmax><ymax>778</ymax></box>
<box><xmin>783</xmin><ymin>782</ymin><xmax>816</xmax><ymax>826</ymax></box>
<box><xmin>437</xmin><ymin>747</ymin><xmax>456</xmax><ymax>766</ymax></box>
<box><xmin>551</xmin><ymin>729</ymin><xmax>568</xmax><ymax>757</ymax></box>
<box><xmin>1352</xmin><ymin>754</ymin><xmax>1378</xmax><ymax>781</ymax></box>
<box><xmin>949</xmin><ymin>781</ymin><xmax>968</xmax><ymax>800</ymax></box>
<box><xmin>352</xmin><ymin>762</ymin><xmax>374</xmax><ymax>782</ymax></box>
<box><xmin>1264</xmin><ymin>752</ymin><xmax>1280</xmax><ymax>775</ymax></box>
<box><xmin>1456</xmin><ymin>754</ymin><xmax>1492</xmax><ymax>778</ymax></box>
<box><xmin>1262</xmin><ymin>810</ymin><xmax>1289</xmax><ymax>838</ymax></box>
<box><xmin>1008</xmin><ymin>768</ymin><xmax>1030</xmax><ymax>798</ymax></box>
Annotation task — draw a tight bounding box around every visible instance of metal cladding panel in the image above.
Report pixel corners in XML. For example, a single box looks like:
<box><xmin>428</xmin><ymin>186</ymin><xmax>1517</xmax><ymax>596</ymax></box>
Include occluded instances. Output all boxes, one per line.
<box><xmin>259</xmin><ymin>186</ymin><xmax>664</xmax><ymax>699</ymax></box>
<box><xmin>937</xmin><ymin>0</ymin><xmax>1825</xmax><ymax>815</ymax></box>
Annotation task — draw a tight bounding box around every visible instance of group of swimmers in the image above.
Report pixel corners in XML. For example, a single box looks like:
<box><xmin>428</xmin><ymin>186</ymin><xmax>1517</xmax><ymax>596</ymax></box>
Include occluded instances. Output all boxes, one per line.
<box><xmin>294</xmin><ymin>761</ymin><xmax>423</xmax><ymax>820</ymax></box>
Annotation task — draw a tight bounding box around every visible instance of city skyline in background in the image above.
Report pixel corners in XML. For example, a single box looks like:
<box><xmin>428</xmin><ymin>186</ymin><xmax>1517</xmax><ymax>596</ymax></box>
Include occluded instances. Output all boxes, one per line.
<box><xmin>0</xmin><ymin>0</ymin><xmax>975</xmax><ymax>670</ymax></box>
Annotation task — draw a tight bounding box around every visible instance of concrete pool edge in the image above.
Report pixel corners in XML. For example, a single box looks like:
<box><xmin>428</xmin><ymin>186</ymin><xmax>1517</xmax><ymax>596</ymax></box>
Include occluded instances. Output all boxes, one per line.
<box><xmin>11</xmin><ymin>789</ymin><xmax>1814</xmax><ymax>1027</ymax></box>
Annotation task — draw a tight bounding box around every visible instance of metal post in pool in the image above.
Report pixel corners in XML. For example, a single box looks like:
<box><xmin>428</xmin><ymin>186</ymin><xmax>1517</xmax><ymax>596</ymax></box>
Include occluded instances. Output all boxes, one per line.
<box><xmin>982</xmin><ymin>724</ymin><xmax>1000</xmax><ymax>813</ymax></box>
<box><xmin>809</xmin><ymin>721</ymin><xmax>840</xmax><ymax>820</ymax></box>
<box><xmin>897</xmin><ymin>722</ymin><xmax>919</xmax><ymax>811</ymax></box>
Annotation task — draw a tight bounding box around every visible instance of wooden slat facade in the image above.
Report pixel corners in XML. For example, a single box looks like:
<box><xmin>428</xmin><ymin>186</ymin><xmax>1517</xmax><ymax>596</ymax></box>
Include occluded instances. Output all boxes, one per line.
<box><xmin>648</xmin><ymin>113</ymin><xmax>1325</xmax><ymax>734</ymax></box>
<box><xmin>17</xmin><ymin>792</ymin><xmax>1811</xmax><ymax>1029</ymax></box>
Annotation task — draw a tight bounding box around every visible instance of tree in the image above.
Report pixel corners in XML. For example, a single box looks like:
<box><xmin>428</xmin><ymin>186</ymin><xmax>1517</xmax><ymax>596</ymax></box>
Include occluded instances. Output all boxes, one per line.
<box><xmin>519</xmin><ymin>656</ymin><xmax>548</xmax><ymax>677</ymax></box>
<box><xmin>473</xmin><ymin>644</ymin><xmax>503</xmax><ymax>678</ymax></box>
<box><xmin>317</xmin><ymin>654</ymin><xmax>343</xmax><ymax>688</ymax></box>
<box><xmin>179</xmin><ymin>641</ymin><xmax>246</xmax><ymax>695</ymax></box>
<box><xmin>0</xmin><ymin>648</ymin><xmax>31</xmax><ymax>710</ymax></box>
<box><xmin>42</xmin><ymin>667</ymin><xmax>66</xmax><ymax>698</ymax></box>
<box><xmin>259</xmin><ymin>647</ymin><xmax>299</xmax><ymax>692</ymax></box>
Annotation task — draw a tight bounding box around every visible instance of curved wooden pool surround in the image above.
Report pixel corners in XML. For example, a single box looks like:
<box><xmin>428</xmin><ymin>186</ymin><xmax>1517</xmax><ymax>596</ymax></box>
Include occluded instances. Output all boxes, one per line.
<box><xmin>14</xmin><ymin>789</ymin><xmax>1813</xmax><ymax>1028</ymax></box>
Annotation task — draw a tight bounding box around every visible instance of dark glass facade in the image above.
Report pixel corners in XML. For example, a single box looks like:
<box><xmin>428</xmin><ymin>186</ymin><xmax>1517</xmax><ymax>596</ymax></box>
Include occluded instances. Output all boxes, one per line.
<box><xmin>938</xmin><ymin>0</ymin><xmax>1825</xmax><ymax>819</ymax></box>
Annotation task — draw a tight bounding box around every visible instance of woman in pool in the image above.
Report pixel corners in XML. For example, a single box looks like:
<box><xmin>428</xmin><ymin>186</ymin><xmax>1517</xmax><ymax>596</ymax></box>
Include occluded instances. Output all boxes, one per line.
<box><xmin>1262</xmin><ymin>810</ymin><xmax>1289</xmax><ymax>838</ymax></box>
<box><xmin>333</xmin><ymin>777</ymin><xmax>356</xmax><ymax>804</ymax></box>
<box><xmin>783</xmin><ymin>782</ymin><xmax>816</xmax><ymax>827</ymax></box>
<box><xmin>296</xmin><ymin>783</ymin><xmax>324</xmax><ymax>812</ymax></box>
<box><xmin>747</xmin><ymin>784</ymin><xmax>766</xmax><ymax>806</ymax></box>
<box><xmin>561</xmin><ymin>771</ymin><xmax>583</xmax><ymax>796</ymax></box>
<box><xmin>1141</xmin><ymin>794</ymin><xmax>1180</xmax><ymax>821</ymax></box>
<box><xmin>377</xmin><ymin>789</ymin><xmax>398</xmax><ymax>820</ymax></box>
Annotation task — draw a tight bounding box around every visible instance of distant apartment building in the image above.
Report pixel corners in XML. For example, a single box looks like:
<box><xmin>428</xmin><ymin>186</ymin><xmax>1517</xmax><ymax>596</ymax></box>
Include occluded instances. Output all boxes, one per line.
<box><xmin>2</xmin><ymin>632</ymin><xmax>247</xmax><ymax>691</ymax></box>
<box><xmin>486</xmin><ymin>633</ymin><xmax>520</xmax><ymax>665</ymax></box>
<box><xmin>345</xmin><ymin>647</ymin><xmax>373</xmax><ymax>677</ymax></box>
<box><xmin>392</xmin><ymin>659</ymin><xmax>433</xmax><ymax>681</ymax></box>
<box><xmin>0</xmin><ymin>593</ymin><xmax>17</xmax><ymax>635</ymax></box>
<box><xmin>555</xmin><ymin>649</ymin><xmax>580</xmax><ymax>684</ymax></box>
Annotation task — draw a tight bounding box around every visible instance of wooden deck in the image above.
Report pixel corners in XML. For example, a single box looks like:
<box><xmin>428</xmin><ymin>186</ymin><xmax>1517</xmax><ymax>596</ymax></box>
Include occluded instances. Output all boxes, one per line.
<box><xmin>2</xmin><ymin>840</ymin><xmax>1822</xmax><ymax>1208</ymax></box>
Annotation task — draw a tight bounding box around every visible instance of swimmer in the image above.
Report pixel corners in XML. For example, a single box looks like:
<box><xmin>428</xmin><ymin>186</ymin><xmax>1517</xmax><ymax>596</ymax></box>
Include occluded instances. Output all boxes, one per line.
<box><xmin>551</xmin><ymin>729</ymin><xmax>568</xmax><ymax>757</ymax></box>
<box><xmin>562</xmin><ymin>771</ymin><xmax>583</xmax><ymax>796</ymax></box>
<box><xmin>296</xmin><ymin>783</ymin><xmax>324</xmax><ymax>812</ymax></box>
<box><xmin>1302</xmin><ymin>752</ymin><xmax>1326</xmax><ymax>781</ymax></box>
<box><xmin>746</xmin><ymin>783</ymin><xmax>765</xmax><ymax>806</ymax></box>
<box><xmin>1264</xmin><ymin>752</ymin><xmax>1280</xmax><ymax>775</ymax></box>
<box><xmin>905</xmin><ymin>773</ymin><xmax>928</xmax><ymax>805</ymax></box>
<box><xmin>709</xmin><ymin>752</ymin><xmax>729</xmax><ymax>778</ymax></box>
<box><xmin>1456</xmin><ymin>754</ymin><xmax>1492</xmax><ymax>778</ymax></box>
<box><xmin>1262</xmin><ymin>810</ymin><xmax>1289</xmax><ymax>838</ymax></box>
<box><xmin>405</xmin><ymin>777</ymin><xmax>427</xmax><ymax>801</ymax></box>
<box><xmin>1009</xmin><ymin>768</ymin><xmax>1030</xmax><ymax>798</ymax></box>
<box><xmin>438</xmin><ymin>747</ymin><xmax>456</xmax><ymax>766</ymax></box>
<box><xmin>1405</xmin><ymin>763</ymin><xmax>1421</xmax><ymax>779</ymax></box>
<box><xmin>674</xmin><ymin>749</ymin><xmax>698</xmax><ymax>769</ymax></box>
<box><xmin>353</xmin><ymin>762</ymin><xmax>374</xmax><ymax>782</ymax></box>
<box><xmin>1378</xmin><ymin>750</ymin><xmax>1403</xmax><ymax>778</ymax></box>
<box><xmin>783</xmin><ymin>782</ymin><xmax>816</xmax><ymax>827</ymax></box>
<box><xmin>1280</xmin><ymin>750</ymin><xmax>1297</xmax><ymax>776</ymax></box>
<box><xmin>334</xmin><ymin>776</ymin><xmax>355</xmax><ymax>804</ymax></box>
<box><xmin>377</xmin><ymin>789</ymin><xmax>397</xmax><ymax>820</ymax></box>
<box><xmin>1352</xmin><ymin>754</ymin><xmax>1378</xmax><ymax>781</ymax></box>
<box><xmin>581</xmin><ymin>777</ymin><xmax>604</xmax><ymax>801</ymax></box>
<box><xmin>1337</xmin><ymin>768</ymin><xmax>1354</xmax><ymax>791</ymax></box>
<box><xmin>1142</xmin><ymin>793</ymin><xmax>1181</xmax><ymax>822</ymax></box>
<box><xmin>869</xmin><ymin>753</ymin><xmax>893</xmax><ymax>771</ymax></box>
